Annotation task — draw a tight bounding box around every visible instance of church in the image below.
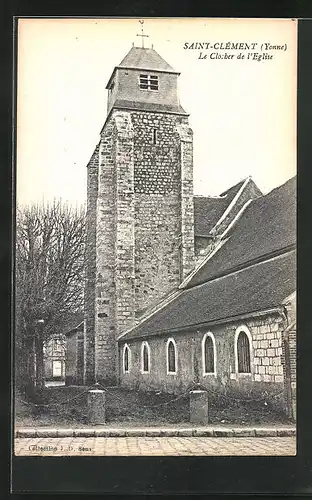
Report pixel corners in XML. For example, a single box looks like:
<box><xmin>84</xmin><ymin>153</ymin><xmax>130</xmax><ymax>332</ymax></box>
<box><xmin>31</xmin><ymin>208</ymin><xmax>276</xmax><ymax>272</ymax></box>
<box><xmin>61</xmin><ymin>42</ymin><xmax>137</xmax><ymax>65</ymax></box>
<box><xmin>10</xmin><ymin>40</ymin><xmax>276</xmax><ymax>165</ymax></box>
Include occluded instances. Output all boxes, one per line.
<box><xmin>66</xmin><ymin>41</ymin><xmax>296</xmax><ymax>418</ymax></box>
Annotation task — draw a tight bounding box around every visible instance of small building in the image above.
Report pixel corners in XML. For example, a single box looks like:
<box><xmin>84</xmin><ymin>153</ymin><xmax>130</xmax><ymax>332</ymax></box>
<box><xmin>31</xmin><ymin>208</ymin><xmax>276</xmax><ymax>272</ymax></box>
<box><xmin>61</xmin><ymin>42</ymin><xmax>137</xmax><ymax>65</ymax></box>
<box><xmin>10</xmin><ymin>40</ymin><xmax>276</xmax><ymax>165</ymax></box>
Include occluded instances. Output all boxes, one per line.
<box><xmin>44</xmin><ymin>334</ymin><xmax>66</xmax><ymax>381</ymax></box>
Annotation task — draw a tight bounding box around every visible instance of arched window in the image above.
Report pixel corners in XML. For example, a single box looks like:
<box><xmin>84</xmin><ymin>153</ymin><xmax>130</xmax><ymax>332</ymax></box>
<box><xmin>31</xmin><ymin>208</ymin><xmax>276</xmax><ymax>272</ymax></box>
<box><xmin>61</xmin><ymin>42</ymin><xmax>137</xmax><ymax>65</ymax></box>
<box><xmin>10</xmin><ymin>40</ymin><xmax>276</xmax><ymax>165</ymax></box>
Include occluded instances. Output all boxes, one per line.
<box><xmin>166</xmin><ymin>338</ymin><xmax>177</xmax><ymax>374</ymax></box>
<box><xmin>123</xmin><ymin>344</ymin><xmax>131</xmax><ymax>373</ymax></box>
<box><xmin>202</xmin><ymin>333</ymin><xmax>216</xmax><ymax>375</ymax></box>
<box><xmin>141</xmin><ymin>342</ymin><xmax>150</xmax><ymax>373</ymax></box>
<box><xmin>234</xmin><ymin>326</ymin><xmax>252</xmax><ymax>374</ymax></box>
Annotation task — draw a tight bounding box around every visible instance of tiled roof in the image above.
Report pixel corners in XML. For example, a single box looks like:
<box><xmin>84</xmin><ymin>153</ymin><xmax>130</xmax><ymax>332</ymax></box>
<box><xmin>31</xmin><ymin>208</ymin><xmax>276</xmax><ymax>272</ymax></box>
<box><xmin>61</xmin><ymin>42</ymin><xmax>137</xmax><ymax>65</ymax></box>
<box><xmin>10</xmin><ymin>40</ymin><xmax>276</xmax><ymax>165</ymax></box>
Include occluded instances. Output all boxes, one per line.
<box><xmin>194</xmin><ymin>197</ymin><xmax>228</xmax><ymax>236</ymax></box>
<box><xmin>189</xmin><ymin>176</ymin><xmax>296</xmax><ymax>287</ymax></box>
<box><xmin>220</xmin><ymin>178</ymin><xmax>246</xmax><ymax>198</ymax></box>
<box><xmin>118</xmin><ymin>46</ymin><xmax>176</xmax><ymax>72</ymax></box>
<box><xmin>119</xmin><ymin>250</ymin><xmax>296</xmax><ymax>341</ymax></box>
<box><xmin>194</xmin><ymin>179</ymin><xmax>246</xmax><ymax>236</ymax></box>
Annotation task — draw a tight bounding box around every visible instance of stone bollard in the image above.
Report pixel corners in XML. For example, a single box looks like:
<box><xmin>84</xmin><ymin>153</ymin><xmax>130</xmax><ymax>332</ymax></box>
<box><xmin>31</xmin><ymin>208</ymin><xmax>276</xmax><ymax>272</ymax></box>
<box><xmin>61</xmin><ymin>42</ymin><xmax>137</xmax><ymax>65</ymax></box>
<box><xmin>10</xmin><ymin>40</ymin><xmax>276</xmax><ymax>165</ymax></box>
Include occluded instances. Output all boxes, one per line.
<box><xmin>189</xmin><ymin>390</ymin><xmax>209</xmax><ymax>424</ymax></box>
<box><xmin>87</xmin><ymin>389</ymin><xmax>106</xmax><ymax>425</ymax></box>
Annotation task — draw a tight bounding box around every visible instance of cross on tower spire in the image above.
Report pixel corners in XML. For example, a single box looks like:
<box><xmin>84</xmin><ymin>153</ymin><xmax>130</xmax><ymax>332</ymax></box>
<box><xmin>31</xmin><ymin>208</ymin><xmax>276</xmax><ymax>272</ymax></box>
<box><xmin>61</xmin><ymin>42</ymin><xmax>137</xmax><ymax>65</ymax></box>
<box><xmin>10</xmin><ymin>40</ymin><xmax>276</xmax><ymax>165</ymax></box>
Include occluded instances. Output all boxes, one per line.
<box><xmin>136</xmin><ymin>20</ymin><xmax>149</xmax><ymax>48</ymax></box>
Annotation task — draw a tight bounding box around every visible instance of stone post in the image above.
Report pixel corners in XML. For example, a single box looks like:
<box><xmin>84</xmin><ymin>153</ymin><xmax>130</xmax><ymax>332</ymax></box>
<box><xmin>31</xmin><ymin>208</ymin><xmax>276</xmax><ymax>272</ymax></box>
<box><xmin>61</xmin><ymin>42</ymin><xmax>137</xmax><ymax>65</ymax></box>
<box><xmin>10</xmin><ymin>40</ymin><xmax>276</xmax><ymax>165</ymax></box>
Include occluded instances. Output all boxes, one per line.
<box><xmin>189</xmin><ymin>390</ymin><xmax>209</xmax><ymax>424</ymax></box>
<box><xmin>87</xmin><ymin>389</ymin><xmax>106</xmax><ymax>425</ymax></box>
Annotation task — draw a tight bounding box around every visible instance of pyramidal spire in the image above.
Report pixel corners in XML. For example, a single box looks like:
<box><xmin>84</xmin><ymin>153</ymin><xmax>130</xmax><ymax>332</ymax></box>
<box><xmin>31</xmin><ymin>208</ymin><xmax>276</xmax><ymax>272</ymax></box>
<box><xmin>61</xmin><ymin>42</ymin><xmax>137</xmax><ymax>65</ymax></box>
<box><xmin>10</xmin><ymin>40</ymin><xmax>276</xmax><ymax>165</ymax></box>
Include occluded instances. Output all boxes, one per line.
<box><xmin>117</xmin><ymin>45</ymin><xmax>175</xmax><ymax>73</ymax></box>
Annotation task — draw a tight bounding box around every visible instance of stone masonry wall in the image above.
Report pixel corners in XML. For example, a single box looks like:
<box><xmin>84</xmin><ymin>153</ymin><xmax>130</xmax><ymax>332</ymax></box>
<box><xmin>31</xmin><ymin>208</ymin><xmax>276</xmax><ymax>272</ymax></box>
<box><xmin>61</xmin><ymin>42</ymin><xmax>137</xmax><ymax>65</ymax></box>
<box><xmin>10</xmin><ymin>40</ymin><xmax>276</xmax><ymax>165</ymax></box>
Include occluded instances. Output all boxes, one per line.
<box><xmin>178</xmin><ymin>122</ymin><xmax>195</xmax><ymax>280</ymax></box>
<box><xmin>85</xmin><ymin>109</ymin><xmax>194</xmax><ymax>383</ymax></box>
<box><xmin>284</xmin><ymin>293</ymin><xmax>296</xmax><ymax>387</ymax></box>
<box><xmin>114</xmin><ymin>113</ymin><xmax>136</xmax><ymax>336</ymax></box>
<box><xmin>132</xmin><ymin>111</ymin><xmax>194</xmax><ymax>315</ymax></box>
<box><xmin>242</xmin><ymin>315</ymin><xmax>285</xmax><ymax>384</ymax></box>
<box><xmin>94</xmin><ymin>111</ymin><xmax>136</xmax><ymax>383</ymax></box>
<box><xmin>132</xmin><ymin>111</ymin><xmax>181</xmax><ymax>194</ymax></box>
<box><xmin>281</xmin><ymin>293</ymin><xmax>296</xmax><ymax>418</ymax></box>
<box><xmin>94</xmin><ymin>118</ymin><xmax>118</xmax><ymax>383</ymax></box>
<box><xmin>118</xmin><ymin>312</ymin><xmax>288</xmax><ymax>411</ymax></box>
<box><xmin>289</xmin><ymin>331</ymin><xmax>296</xmax><ymax>386</ymax></box>
<box><xmin>134</xmin><ymin>194</ymin><xmax>181</xmax><ymax>316</ymax></box>
<box><xmin>84</xmin><ymin>145</ymin><xmax>99</xmax><ymax>384</ymax></box>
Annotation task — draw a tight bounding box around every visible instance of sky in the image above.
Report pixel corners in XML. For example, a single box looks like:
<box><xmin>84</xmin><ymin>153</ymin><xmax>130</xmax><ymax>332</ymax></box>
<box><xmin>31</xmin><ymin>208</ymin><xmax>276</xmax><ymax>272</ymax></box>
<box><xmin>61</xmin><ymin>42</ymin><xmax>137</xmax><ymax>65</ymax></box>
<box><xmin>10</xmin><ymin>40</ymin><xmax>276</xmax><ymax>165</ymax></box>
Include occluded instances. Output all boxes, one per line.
<box><xmin>16</xmin><ymin>18</ymin><xmax>297</xmax><ymax>207</ymax></box>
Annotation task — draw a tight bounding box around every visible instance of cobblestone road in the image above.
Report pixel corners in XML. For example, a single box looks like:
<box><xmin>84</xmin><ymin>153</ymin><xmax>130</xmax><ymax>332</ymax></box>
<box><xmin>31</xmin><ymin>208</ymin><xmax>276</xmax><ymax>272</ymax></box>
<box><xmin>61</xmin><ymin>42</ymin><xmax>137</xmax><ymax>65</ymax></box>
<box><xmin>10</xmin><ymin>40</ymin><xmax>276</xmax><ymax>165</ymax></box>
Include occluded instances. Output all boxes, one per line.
<box><xmin>14</xmin><ymin>436</ymin><xmax>296</xmax><ymax>456</ymax></box>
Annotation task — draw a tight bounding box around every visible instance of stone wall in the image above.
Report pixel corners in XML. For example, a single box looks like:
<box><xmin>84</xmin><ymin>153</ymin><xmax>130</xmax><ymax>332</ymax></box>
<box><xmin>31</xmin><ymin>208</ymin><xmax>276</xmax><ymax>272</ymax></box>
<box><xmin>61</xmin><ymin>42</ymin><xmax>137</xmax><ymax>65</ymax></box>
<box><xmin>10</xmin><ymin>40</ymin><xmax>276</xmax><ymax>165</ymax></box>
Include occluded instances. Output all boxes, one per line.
<box><xmin>248</xmin><ymin>320</ymin><xmax>284</xmax><ymax>384</ymax></box>
<box><xmin>84</xmin><ymin>108</ymin><xmax>194</xmax><ymax>384</ymax></box>
<box><xmin>118</xmin><ymin>311</ymin><xmax>288</xmax><ymax>411</ymax></box>
<box><xmin>289</xmin><ymin>330</ymin><xmax>296</xmax><ymax>386</ymax></box>
<box><xmin>134</xmin><ymin>194</ymin><xmax>181</xmax><ymax>315</ymax></box>
<box><xmin>282</xmin><ymin>292</ymin><xmax>296</xmax><ymax>418</ymax></box>
<box><xmin>178</xmin><ymin>122</ymin><xmax>195</xmax><ymax>280</ymax></box>
<box><xmin>132</xmin><ymin>111</ymin><xmax>194</xmax><ymax>314</ymax></box>
<box><xmin>94</xmin><ymin>117</ymin><xmax>119</xmax><ymax>384</ymax></box>
<box><xmin>84</xmin><ymin>144</ymin><xmax>99</xmax><ymax>384</ymax></box>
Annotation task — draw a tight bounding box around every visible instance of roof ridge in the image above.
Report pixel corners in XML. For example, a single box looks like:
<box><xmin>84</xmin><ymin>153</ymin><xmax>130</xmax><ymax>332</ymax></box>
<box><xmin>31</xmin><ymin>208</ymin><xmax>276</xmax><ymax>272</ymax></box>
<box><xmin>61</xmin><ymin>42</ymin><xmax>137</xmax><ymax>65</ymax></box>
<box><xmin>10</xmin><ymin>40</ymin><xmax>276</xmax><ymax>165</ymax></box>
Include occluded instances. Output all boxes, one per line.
<box><xmin>118</xmin><ymin>45</ymin><xmax>175</xmax><ymax>71</ymax></box>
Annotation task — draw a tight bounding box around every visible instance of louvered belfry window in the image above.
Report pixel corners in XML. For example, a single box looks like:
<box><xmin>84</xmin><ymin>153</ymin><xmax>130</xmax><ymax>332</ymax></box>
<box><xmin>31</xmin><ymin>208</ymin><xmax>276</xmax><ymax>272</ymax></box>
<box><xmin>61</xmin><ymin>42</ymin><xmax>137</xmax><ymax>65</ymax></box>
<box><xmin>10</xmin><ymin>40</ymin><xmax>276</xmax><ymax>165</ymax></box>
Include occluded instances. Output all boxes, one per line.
<box><xmin>139</xmin><ymin>74</ymin><xmax>159</xmax><ymax>90</ymax></box>
<box><xmin>167</xmin><ymin>340</ymin><xmax>176</xmax><ymax>373</ymax></box>
<box><xmin>237</xmin><ymin>331</ymin><xmax>251</xmax><ymax>373</ymax></box>
<box><xmin>204</xmin><ymin>336</ymin><xmax>215</xmax><ymax>373</ymax></box>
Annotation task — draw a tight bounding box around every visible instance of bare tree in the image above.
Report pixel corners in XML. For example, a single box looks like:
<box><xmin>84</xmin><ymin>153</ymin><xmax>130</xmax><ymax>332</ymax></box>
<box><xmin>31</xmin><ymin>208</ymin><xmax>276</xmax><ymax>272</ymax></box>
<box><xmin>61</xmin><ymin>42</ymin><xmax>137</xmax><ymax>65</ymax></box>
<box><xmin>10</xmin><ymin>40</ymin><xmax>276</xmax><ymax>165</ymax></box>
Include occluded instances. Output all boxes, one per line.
<box><xmin>15</xmin><ymin>200</ymin><xmax>85</xmax><ymax>396</ymax></box>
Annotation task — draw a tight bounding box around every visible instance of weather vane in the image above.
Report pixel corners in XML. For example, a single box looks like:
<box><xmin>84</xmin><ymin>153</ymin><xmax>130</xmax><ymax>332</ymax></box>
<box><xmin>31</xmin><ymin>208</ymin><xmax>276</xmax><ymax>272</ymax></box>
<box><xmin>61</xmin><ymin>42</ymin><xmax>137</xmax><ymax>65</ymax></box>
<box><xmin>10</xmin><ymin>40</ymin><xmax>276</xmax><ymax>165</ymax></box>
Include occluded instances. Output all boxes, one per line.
<box><xmin>136</xmin><ymin>19</ymin><xmax>149</xmax><ymax>48</ymax></box>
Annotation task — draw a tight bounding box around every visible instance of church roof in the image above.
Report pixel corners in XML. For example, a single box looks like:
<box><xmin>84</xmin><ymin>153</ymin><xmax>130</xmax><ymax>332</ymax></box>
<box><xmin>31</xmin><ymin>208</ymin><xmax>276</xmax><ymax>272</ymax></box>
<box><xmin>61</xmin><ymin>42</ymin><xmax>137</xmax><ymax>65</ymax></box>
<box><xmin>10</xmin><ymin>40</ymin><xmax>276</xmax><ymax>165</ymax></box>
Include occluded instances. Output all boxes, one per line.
<box><xmin>194</xmin><ymin>198</ymin><xmax>230</xmax><ymax>237</ymax></box>
<box><xmin>119</xmin><ymin>175</ymin><xmax>296</xmax><ymax>342</ymax></box>
<box><xmin>189</xmin><ymin>176</ymin><xmax>296</xmax><ymax>287</ymax></box>
<box><xmin>118</xmin><ymin>249</ymin><xmax>296</xmax><ymax>341</ymax></box>
<box><xmin>194</xmin><ymin>179</ymin><xmax>245</xmax><ymax>236</ymax></box>
<box><xmin>118</xmin><ymin>46</ymin><xmax>176</xmax><ymax>73</ymax></box>
<box><xmin>194</xmin><ymin>177</ymin><xmax>263</xmax><ymax>237</ymax></box>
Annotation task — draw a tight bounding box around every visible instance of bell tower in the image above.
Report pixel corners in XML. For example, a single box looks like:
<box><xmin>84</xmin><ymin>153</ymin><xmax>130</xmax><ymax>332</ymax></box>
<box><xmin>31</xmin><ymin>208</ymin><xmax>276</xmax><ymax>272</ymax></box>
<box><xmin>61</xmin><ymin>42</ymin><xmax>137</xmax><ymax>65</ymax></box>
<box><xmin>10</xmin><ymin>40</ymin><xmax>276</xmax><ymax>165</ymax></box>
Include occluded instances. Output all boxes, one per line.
<box><xmin>84</xmin><ymin>36</ymin><xmax>195</xmax><ymax>384</ymax></box>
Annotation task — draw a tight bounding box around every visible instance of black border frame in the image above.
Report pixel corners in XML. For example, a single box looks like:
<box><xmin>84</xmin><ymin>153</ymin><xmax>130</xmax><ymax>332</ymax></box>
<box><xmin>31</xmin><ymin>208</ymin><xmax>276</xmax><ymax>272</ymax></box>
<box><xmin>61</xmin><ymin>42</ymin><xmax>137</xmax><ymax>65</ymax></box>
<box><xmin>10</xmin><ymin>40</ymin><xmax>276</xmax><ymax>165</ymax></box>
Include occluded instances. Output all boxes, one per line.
<box><xmin>3</xmin><ymin>8</ymin><xmax>312</xmax><ymax>496</ymax></box>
